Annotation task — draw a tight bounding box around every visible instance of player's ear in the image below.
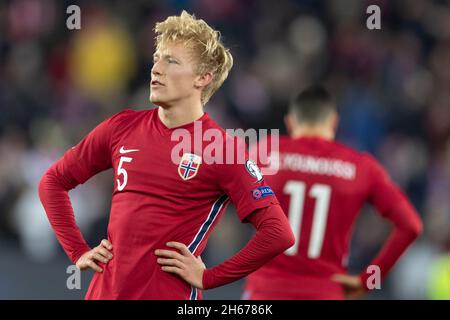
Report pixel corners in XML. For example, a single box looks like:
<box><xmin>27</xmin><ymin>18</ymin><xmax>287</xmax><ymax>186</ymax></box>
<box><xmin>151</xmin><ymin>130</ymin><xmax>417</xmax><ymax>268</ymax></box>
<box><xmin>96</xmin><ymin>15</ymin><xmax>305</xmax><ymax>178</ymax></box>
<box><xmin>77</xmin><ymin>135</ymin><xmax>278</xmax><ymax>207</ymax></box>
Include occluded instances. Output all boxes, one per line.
<box><xmin>331</xmin><ymin>112</ymin><xmax>339</xmax><ymax>133</ymax></box>
<box><xmin>194</xmin><ymin>72</ymin><xmax>213</xmax><ymax>89</ymax></box>
<box><xmin>284</xmin><ymin>114</ymin><xmax>294</xmax><ymax>137</ymax></box>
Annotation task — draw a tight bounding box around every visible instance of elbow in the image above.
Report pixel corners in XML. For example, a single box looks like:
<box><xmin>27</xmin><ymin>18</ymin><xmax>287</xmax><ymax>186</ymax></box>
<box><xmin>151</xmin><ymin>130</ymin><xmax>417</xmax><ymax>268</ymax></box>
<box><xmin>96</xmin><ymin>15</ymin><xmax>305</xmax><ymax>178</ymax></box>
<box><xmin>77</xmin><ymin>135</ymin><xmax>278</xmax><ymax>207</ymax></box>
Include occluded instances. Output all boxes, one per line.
<box><xmin>252</xmin><ymin>205</ymin><xmax>296</xmax><ymax>253</ymax></box>
<box><xmin>409</xmin><ymin>218</ymin><xmax>423</xmax><ymax>240</ymax></box>
<box><xmin>272</xmin><ymin>214</ymin><xmax>296</xmax><ymax>251</ymax></box>
<box><xmin>275</xmin><ymin>223</ymin><xmax>296</xmax><ymax>252</ymax></box>
<box><xmin>38</xmin><ymin>165</ymin><xmax>66</xmax><ymax>200</ymax></box>
<box><xmin>280</xmin><ymin>213</ymin><xmax>296</xmax><ymax>249</ymax></box>
<box><xmin>284</xmin><ymin>228</ymin><xmax>296</xmax><ymax>250</ymax></box>
<box><xmin>396</xmin><ymin>202</ymin><xmax>424</xmax><ymax>240</ymax></box>
<box><xmin>260</xmin><ymin>221</ymin><xmax>295</xmax><ymax>254</ymax></box>
<box><xmin>38</xmin><ymin>169</ymin><xmax>50</xmax><ymax>200</ymax></box>
<box><xmin>401</xmin><ymin>216</ymin><xmax>423</xmax><ymax>241</ymax></box>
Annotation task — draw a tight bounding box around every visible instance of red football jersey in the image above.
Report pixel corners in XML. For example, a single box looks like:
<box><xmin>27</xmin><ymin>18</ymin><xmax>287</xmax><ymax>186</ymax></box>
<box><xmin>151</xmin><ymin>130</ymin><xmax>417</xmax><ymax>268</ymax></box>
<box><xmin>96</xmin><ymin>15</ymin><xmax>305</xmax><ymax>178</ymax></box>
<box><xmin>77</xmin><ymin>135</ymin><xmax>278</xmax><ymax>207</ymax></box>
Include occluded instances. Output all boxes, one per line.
<box><xmin>245</xmin><ymin>136</ymin><xmax>421</xmax><ymax>299</ymax></box>
<box><xmin>55</xmin><ymin>108</ymin><xmax>279</xmax><ymax>299</ymax></box>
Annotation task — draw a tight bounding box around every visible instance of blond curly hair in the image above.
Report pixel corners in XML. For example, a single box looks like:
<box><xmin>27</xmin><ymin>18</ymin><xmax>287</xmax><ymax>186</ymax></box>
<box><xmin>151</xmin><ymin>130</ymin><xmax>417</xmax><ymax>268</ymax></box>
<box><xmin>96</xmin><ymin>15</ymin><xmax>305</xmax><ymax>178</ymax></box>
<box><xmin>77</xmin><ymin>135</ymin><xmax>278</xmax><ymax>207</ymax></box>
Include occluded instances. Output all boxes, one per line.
<box><xmin>154</xmin><ymin>11</ymin><xmax>233</xmax><ymax>105</ymax></box>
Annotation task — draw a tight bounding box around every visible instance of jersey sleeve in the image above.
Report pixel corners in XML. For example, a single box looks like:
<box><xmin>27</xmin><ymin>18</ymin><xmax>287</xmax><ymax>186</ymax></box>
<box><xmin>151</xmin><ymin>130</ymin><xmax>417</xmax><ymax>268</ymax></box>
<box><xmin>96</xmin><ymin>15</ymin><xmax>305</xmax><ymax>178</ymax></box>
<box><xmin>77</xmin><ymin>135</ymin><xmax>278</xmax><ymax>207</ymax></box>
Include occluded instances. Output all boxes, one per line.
<box><xmin>365</xmin><ymin>154</ymin><xmax>416</xmax><ymax>218</ymax></box>
<box><xmin>63</xmin><ymin>109</ymin><xmax>134</xmax><ymax>184</ymax></box>
<box><xmin>38</xmin><ymin>109</ymin><xmax>134</xmax><ymax>264</ymax></box>
<box><xmin>215</xmin><ymin>135</ymin><xmax>280</xmax><ymax>222</ymax></box>
<box><xmin>360</xmin><ymin>154</ymin><xmax>422</xmax><ymax>287</ymax></box>
<box><xmin>202</xmin><ymin>204</ymin><xmax>295</xmax><ymax>290</ymax></box>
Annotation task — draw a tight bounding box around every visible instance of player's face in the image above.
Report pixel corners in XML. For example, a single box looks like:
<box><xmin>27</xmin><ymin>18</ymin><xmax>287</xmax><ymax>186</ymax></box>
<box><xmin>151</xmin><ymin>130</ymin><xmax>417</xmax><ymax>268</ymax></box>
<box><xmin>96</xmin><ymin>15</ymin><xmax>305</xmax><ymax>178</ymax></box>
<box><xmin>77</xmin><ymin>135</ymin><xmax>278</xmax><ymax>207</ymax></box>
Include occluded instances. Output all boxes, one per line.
<box><xmin>150</xmin><ymin>41</ymin><xmax>201</xmax><ymax>108</ymax></box>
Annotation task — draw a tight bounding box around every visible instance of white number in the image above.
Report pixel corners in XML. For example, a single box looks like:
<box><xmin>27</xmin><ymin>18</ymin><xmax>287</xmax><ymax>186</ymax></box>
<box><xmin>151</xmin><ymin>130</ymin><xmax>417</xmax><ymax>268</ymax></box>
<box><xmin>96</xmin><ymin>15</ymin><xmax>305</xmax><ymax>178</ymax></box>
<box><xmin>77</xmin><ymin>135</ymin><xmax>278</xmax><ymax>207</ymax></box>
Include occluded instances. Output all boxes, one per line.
<box><xmin>117</xmin><ymin>156</ymin><xmax>132</xmax><ymax>191</ymax></box>
<box><xmin>283</xmin><ymin>181</ymin><xmax>331</xmax><ymax>258</ymax></box>
<box><xmin>308</xmin><ymin>184</ymin><xmax>331</xmax><ymax>258</ymax></box>
<box><xmin>284</xmin><ymin>182</ymin><xmax>305</xmax><ymax>256</ymax></box>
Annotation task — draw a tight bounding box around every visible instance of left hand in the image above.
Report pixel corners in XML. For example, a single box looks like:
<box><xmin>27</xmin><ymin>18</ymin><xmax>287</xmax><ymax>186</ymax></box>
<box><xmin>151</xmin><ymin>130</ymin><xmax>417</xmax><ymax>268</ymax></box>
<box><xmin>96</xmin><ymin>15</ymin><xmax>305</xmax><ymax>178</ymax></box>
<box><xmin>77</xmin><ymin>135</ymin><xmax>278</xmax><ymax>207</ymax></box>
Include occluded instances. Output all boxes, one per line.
<box><xmin>331</xmin><ymin>274</ymin><xmax>366</xmax><ymax>299</ymax></box>
<box><xmin>155</xmin><ymin>242</ymin><xmax>206</xmax><ymax>289</ymax></box>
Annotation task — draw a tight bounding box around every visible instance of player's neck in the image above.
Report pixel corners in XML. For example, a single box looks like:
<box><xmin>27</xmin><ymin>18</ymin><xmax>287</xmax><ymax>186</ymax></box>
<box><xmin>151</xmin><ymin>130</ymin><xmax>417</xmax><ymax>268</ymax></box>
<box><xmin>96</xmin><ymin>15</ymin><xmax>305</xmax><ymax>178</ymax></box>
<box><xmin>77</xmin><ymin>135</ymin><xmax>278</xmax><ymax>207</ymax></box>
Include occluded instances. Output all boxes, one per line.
<box><xmin>291</xmin><ymin>127</ymin><xmax>335</xmax><ymax>141</ymax></box>
<box><xmin>157</xmin><ymin>101</ymin><xmax>204</xmax><ymax>129</ymax></box>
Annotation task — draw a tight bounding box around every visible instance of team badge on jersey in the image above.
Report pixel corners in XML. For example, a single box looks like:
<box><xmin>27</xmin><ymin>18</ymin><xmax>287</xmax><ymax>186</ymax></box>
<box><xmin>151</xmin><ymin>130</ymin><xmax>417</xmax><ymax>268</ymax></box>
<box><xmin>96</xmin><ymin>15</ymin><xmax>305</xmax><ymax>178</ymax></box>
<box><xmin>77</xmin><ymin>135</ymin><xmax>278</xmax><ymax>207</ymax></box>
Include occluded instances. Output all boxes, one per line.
<box><xmin>245</xmin><ymin>160</ymin><xmax>264</xmax><ymax>182</ymax></box>
<box><xmin>178</xmin><ymin>153</ymin><xmax>202</xmax><ymax>181</ymax></box>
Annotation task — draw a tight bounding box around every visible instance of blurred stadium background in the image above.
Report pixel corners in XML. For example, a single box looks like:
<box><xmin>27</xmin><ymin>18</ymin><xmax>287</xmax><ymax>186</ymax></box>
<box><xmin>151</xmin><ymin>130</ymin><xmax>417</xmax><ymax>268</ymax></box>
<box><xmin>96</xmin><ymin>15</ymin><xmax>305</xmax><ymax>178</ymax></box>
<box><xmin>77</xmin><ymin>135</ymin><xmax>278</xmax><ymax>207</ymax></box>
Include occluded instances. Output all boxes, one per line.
<box><xmin>0</xmin><ymin>0</ymin><xmax>449</xmax><ymax>299</ymax></box>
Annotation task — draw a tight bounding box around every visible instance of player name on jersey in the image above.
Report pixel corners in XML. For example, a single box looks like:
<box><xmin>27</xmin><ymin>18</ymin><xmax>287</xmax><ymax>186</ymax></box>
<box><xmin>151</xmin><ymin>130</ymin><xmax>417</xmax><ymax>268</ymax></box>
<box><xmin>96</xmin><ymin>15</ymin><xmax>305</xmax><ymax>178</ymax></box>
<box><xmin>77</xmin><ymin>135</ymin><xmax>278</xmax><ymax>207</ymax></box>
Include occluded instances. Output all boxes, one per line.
<box><xmin>270</xmin><ymin>152</ymin><xmax>356</xmax><ymax>180</ymax></box>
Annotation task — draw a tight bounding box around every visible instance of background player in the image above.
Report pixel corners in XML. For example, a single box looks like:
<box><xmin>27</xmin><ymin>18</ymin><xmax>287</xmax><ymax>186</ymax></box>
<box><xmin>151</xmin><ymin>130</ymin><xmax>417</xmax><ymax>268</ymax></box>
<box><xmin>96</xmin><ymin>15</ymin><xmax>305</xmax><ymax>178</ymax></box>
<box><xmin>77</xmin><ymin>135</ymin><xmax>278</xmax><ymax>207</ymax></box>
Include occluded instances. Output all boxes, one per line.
<box><xmin>245</xmin><ymin>85</ymin><xmax>423</xmax><ymax>299</ymax></box>
<box><xmin>39</xmin><ymin>11</ymin><xmax>294</xmax><ymax>300</ymax></box>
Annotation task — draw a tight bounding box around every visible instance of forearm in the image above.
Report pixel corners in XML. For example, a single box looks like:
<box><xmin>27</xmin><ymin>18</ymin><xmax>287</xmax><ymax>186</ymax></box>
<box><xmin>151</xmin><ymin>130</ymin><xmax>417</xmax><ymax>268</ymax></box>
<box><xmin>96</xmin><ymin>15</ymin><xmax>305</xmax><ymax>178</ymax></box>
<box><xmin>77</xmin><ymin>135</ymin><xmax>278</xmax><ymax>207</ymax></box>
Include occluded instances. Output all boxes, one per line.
<box><xmin>38</xmin><ymin>161</ymin><xmax>91</xmax><ymax>264</ymax></box>
<box><xmin>202</xmin><ymin>205</ymin><xmax>294</xmax><ymax>290</ymax></box>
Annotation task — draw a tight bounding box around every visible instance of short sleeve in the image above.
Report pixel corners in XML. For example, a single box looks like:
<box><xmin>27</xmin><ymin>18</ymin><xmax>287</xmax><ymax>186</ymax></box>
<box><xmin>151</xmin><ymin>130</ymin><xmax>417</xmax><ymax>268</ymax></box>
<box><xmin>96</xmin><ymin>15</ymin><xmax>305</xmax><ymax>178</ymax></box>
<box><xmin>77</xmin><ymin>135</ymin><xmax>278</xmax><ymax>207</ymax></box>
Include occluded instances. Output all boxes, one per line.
<box><xmin>215</xmin><ymin>135</ymin><xmax>280</xmax><ymax>222</ymax></box>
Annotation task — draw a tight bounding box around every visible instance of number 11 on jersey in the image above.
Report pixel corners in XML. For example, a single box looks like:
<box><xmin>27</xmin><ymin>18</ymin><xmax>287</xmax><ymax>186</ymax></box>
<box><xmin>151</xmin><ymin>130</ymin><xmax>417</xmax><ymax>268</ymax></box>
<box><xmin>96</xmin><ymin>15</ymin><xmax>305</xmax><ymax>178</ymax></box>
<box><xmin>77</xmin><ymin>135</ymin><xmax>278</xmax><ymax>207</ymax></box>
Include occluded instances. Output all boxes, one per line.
<box><xmin>284</xmin><ymin>181</ymin><xmax>332</xmax><ymax>258</ymax></box>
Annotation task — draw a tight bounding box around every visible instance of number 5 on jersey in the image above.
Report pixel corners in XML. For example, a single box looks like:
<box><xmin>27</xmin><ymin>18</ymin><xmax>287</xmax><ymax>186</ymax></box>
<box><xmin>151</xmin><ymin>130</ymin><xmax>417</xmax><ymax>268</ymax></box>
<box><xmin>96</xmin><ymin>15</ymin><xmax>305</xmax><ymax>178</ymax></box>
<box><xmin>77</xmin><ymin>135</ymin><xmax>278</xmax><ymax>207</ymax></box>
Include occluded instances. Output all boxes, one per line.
<box><xmin>117</xmin><ymin>156</ymin><xmax>133</xmax><ymax>191</ymax></box>
<box><xmin>284</xmin><ymin>181</ymin><xmax>332</xmax><ymax>258</ymax></box>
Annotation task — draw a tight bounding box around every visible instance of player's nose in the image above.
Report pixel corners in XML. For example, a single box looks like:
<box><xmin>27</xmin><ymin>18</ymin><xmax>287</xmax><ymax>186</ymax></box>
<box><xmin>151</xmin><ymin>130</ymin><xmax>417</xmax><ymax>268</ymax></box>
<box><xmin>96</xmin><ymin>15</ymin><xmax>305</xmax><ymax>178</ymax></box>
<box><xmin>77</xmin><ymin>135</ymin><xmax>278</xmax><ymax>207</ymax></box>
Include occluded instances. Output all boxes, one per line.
<box><xmin>151</xmin><ymin>60</ymin><xmax>163</xmax><ymax>76</ymax></box>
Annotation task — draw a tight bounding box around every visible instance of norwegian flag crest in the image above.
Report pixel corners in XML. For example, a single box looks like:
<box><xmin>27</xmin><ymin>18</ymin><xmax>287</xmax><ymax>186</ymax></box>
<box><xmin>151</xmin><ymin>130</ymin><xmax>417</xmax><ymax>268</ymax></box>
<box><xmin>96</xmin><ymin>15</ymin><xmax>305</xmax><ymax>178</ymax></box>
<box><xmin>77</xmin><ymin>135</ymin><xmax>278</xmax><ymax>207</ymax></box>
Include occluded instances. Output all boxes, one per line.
<box><xmin>178</xmin><ymin>153</ymin><xmax>202</xmax><ymax>181</ymax></box>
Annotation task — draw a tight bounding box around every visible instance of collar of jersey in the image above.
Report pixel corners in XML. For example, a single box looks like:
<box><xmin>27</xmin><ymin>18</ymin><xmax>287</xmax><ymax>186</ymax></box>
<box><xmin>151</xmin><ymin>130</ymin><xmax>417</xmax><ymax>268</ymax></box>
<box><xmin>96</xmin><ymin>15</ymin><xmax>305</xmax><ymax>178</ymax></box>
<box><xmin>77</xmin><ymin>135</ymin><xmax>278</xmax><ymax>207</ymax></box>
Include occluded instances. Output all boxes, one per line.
<box><xmin>155</xmin><ymin>110</ymin><xmax>210</xmax><ymax>133</ymax></box>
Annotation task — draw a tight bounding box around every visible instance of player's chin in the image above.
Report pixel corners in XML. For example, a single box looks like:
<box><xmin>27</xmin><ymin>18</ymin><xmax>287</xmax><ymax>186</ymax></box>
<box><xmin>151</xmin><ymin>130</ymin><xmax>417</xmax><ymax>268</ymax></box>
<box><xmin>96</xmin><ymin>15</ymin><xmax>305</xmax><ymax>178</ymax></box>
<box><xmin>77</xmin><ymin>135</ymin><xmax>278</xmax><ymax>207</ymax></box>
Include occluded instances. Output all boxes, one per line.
<box><xmin>149</xmin><ymin>94</ymin><xmax>167</xmax><ymax>108</ymax></box>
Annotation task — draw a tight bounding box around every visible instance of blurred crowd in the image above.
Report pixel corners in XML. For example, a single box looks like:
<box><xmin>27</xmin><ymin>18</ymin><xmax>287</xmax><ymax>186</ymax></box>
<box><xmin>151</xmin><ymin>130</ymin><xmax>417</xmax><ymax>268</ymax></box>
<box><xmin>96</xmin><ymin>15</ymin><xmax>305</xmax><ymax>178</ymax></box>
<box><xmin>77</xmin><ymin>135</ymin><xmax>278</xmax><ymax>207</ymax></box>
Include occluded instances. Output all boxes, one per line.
<box><xmin>0</xmin><ymin>0</ymin><xmax>449</xmax><ymax>299</ymax></box>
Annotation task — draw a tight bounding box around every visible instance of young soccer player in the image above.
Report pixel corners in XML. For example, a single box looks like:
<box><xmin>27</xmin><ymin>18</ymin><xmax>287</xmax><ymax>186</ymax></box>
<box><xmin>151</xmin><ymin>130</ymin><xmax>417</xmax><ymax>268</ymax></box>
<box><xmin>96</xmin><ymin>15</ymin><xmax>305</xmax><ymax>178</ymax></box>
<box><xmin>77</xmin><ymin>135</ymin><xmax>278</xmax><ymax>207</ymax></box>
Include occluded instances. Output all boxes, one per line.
<box><xmin>39</xmin><ymin>11</ymin><xmax>294</xmax><ymax>300</ymax></box>
<box><xmin>244</xmin><ymin>85</ymin><xmax>423</xmax><ymax>299</ymax></box>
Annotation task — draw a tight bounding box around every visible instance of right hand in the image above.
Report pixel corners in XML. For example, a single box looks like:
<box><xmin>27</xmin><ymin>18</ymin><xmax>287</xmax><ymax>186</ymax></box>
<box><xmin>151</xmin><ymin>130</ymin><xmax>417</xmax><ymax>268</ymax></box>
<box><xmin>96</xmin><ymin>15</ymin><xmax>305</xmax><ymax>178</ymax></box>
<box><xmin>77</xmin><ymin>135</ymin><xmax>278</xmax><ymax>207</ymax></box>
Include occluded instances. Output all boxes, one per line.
<box><xmin>331</xmin><ymin>274</ymin><xmax>365</xmax><ymax>299</ymax></box>
<box><xmin>76</xmin><ymin>239</ymin><xmax>113</xmax><ymax>273</ymax></box>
